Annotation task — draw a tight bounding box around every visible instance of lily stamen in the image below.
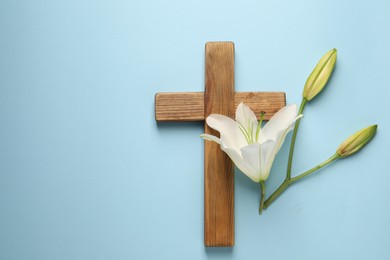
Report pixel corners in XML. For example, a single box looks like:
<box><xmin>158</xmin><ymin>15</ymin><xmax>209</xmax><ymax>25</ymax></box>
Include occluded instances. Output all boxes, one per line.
<box><xmin>256</xmin><ymin>112</ymin><xmax>265</xmax><ymax>143</ymax></box>
<box><xmin>238</xmin><ymin>123</ymin><xmax>251</xmax><ymax>144</ymax></box>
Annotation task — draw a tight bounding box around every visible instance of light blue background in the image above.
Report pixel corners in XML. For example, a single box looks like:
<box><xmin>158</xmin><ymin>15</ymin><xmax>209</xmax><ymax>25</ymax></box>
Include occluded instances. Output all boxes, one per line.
<box><xmin>0</xmin><ymin>0</ymin><xmax>389</xmax><ymax>259</ymax></box>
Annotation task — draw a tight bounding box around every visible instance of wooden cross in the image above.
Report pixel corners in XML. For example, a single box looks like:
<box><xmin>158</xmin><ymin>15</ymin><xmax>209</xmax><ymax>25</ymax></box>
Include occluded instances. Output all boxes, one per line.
<box><xmin>155</xmin><ymin>42</ymin><xmax>286</xmax><ymax>247</ymax></box>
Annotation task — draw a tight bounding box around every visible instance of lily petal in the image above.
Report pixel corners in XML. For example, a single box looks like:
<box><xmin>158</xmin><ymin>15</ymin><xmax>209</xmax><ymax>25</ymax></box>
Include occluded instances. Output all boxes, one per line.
<box><xmin>241</xmin><ymin>144</ymin><xmax>262</xmax><ymax>180</ymax></box>
<box><xmin>223</xmin><ymin>147</ymin><xmax>259</xmax><ymax>182</ymax></box>
<box><xmin>260</xmin><ymin>132</ymin><xmax>287</xmax><ymax>180</ymax></box>
<box><xmin>241</xmin><ymin>140</ymin><xmax>276</xmax><ymax>181</ymax></box>
<box><xmin>261</xmin><ymin>104</ymin><xmax>299</xmax><ymax>141</ymax></box>
<box><xmin>201</xmin><ymin>133</ymin><xmax>259</xmax><ymax>182</ymax></box>
<box><xmin>205</xmin><ymin>114</ymin><xmax>246</xmax><ymax>152</ymax></box>
<box><xmin>200</xmin><ymin>133</ymin><xmax>223</xmax><ymax>146</ymax></box>
<box><xmin>260</xmin><ymin>118</ymin><xmax>300</xmax><ymax>181</ymax></box>
<box><xmin>259</xmin><ymin>140</ymin><xmax>277</xmax><ymax>180</ymax></box>
<box><xmin>235</xmin><ymin>102</ymin><xmax>258</xmax><ymax>140</ymax></box>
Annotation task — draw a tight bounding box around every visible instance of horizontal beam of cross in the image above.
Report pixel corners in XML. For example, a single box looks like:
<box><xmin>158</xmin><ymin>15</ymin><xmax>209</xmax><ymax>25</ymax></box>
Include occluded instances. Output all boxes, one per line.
<box><xmin>155</xmin><ymin>92</ymin><xmax>286</xmax><ymax>122</ymax></box>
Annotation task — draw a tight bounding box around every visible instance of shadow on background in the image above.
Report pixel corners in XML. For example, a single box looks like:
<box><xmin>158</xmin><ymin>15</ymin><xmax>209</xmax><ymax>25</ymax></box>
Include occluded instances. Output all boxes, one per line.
<box><xmin>156</xmin><ymin>121</ymin><xmax>203</xmax><ymax>132</ymax></box>
<box><xmin>205</xmin><ymin>247</ymin><xmax>234</xmax><ymax>258</ymax></box>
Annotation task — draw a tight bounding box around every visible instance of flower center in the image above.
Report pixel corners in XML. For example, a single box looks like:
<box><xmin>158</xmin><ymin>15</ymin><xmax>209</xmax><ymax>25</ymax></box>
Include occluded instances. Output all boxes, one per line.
<box><xmin>238</xmin><ymin>112</ymin><xmax>265</xmax><ymax>144</ymax></box>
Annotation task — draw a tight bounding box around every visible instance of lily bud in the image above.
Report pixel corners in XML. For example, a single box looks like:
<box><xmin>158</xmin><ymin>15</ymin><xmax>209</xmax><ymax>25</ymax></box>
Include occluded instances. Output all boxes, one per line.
<box><xmin>336</xmin><ymin>125</ymin><xmax>377</xmax><ymax>158</ymax></box>
<box><xmin>302</xmin><ymin>49</ymin><xmax>337</xmax><ymax>101</ymax></box>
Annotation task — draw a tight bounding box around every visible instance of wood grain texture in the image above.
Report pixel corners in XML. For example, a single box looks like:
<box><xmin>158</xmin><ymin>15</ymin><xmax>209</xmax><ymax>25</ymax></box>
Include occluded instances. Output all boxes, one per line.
<box><xmin>155</xmin><ymin>92</ymin><xmax>204</xmax><ymax>121</ymax></box>
<box><xmin>234</xmin><ymin>92</ymin><xmax>286</xmax><ymax>119</ymax></box>
<box><xmin>204</xmin><ymin>42</ymin><xmax>235</xmax><ymax>247</ymax></box>
<box><xmin>155</xmin><ymin>92</ymin><xmax>286</xmax><ymax>121</ymax></box>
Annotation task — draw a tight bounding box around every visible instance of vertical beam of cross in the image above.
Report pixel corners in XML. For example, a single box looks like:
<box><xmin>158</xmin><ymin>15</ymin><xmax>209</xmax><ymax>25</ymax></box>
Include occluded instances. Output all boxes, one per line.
<box><xmin>204</xmin><ymin>42</ymin><xmax>235</xmax><ymax>246</ymax></box>
<box><xmin>155</xmin><ymin>42</ymin><xmax>286</xmax><ymax>247</ymax></box>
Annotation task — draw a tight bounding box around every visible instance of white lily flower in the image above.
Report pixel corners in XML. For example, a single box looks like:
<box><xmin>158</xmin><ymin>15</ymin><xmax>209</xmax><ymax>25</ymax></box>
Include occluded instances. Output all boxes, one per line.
<box><xmin>201</xmin><ymin>103</ymin><xmax>302</xmax><ymax>182</ymax></box>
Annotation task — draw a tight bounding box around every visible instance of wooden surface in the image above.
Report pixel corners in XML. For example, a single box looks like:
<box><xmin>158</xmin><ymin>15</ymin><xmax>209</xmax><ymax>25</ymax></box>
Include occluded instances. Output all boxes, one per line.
<box><xmin>155</xmin><ymin>92</ymin><xmax>286</xmax><ymax>122</ymax></box>
<box><xmin>155</xmin><ymin>92</ymin><xmax>204</xmax><ymax>121</ymax></box>
<box><xmin>204</xmin><ymin>42</ymin><xmax>235</xmax><ymax>247</ymax></box>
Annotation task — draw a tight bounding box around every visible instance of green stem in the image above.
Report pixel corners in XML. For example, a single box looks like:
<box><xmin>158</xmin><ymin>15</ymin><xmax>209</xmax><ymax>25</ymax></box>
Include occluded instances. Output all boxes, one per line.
<box><xmin>264</xmin><ymin>154</ymin><xmax>339</xmax><ymax>209</ymax></box>
<box><xmin>263</xmin><ymin>180</ymin><xmax>290</xmax><ymax>209</ymax></box>
<box><xmin>290</xmin><ymin>154</ymin><xmax>339</xmax><ymax>183</ymax></box>
<box><xmin>259</xmin><ymin>181</ymin><xmax>266</xmax><ymax>214</ymax></box>
<box><xmin>286</xmin><ymin>98</ymin><xmax>307</xmax><ymax>180</ymax></box>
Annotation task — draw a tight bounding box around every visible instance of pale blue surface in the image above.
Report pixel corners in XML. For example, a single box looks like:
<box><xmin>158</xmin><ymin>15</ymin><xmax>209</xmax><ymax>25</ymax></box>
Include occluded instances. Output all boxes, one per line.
<box><xmin>0</xmin><ymin>0</ymin><xmax>389</xmax><ymax>259</ymax></box>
